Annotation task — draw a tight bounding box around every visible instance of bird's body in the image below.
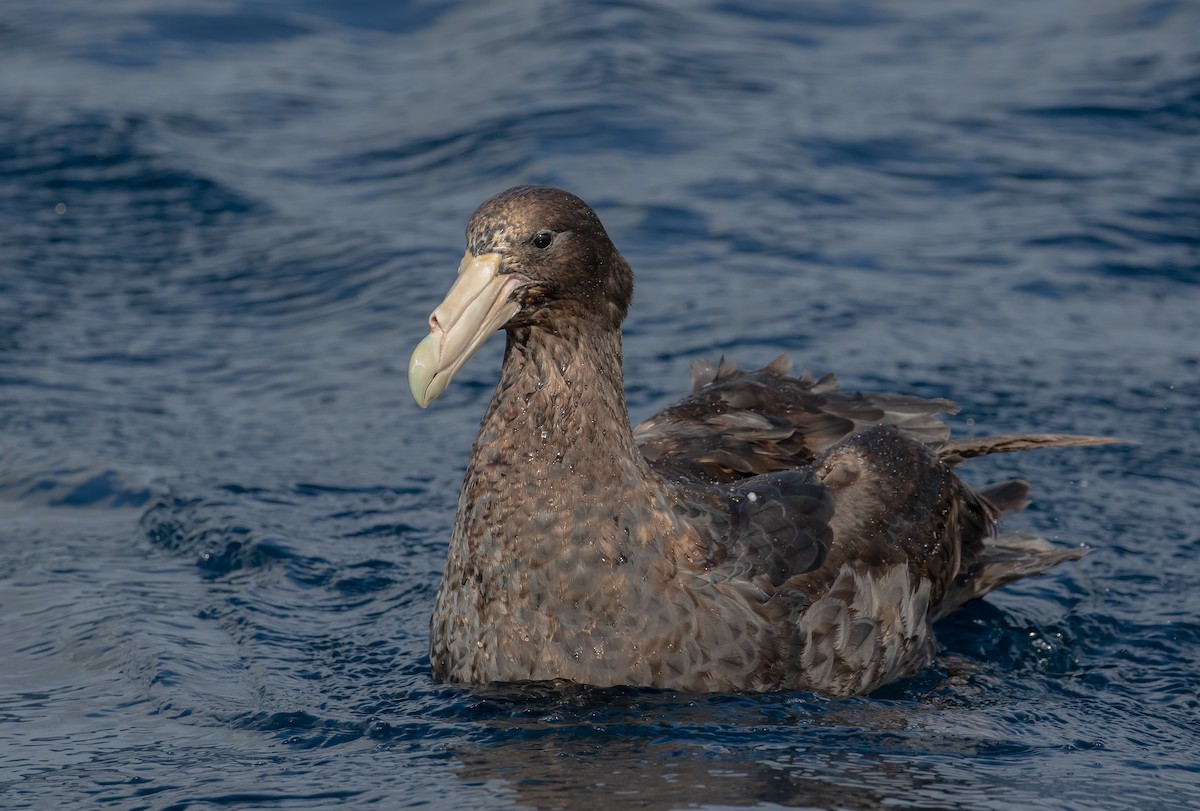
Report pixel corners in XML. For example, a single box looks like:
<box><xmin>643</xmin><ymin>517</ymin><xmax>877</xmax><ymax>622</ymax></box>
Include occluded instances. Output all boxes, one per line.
<box><xmin>410</xmin><ymin>185</ymin><xmax>1113</xmax><ymax>696</ymax></box>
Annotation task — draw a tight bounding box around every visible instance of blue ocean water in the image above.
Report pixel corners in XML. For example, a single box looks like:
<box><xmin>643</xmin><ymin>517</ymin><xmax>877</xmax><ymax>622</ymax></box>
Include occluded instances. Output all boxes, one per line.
<box><xmin>1</xmin><ymin>0</ymin><xmax>1198</xmax><ymax>808</ymax></box>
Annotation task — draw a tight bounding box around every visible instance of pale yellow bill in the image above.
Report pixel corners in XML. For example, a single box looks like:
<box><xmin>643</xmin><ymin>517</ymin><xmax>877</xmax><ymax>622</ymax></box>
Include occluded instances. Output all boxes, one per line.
<box><xmin>408</xmin><ymin>252</ymin><xmax>527</xmax><ymax>407</ymax></box>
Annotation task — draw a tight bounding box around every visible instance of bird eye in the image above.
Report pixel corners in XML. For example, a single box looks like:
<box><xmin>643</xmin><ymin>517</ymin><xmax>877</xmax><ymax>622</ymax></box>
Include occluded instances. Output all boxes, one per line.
<box><xmin>531</xmin><ymin>230</ymin><xmax>554</xmax><ymax>250</ymax></box>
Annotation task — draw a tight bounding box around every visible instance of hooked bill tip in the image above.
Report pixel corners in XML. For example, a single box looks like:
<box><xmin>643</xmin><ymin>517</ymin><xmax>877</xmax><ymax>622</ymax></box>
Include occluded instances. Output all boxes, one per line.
<box><xmin>408</xmin><ymin>331</ymin><xmax>445</xmax><ymax>408</ymax></box>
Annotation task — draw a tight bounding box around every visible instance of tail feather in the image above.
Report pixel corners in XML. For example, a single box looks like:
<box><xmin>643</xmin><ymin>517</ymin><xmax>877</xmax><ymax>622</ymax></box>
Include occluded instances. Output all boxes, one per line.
<box><xmin>931</xmin><ymin>431</ymin><xmax>1121</xmax><ymax>618</ymax></box>
<box><xmin>938</xmin><ymin>433</ymin><xmax>1125</xmax><ymax>466</ymax></box>
<box><xmin>978</xmin><ymin>479</ymin><xmax>1031</xmax><ymax>515</ymax></box>
<box><xmin>933</xmin><ymin>531</ymin><xmax>1089</xmax><ymax>621</ymax></box>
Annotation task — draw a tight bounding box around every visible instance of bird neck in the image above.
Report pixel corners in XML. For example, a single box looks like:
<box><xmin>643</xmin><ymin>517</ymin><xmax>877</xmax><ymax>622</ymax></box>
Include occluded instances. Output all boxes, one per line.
<box><xmin>451</xmin><ymin>319</ymin><xmax>664</xmax><ymax>564</ymax></box>
<box><xmin>483</xmin><ymin>320</ymin><xmax>650</xmax><ymax>485</ymax></box>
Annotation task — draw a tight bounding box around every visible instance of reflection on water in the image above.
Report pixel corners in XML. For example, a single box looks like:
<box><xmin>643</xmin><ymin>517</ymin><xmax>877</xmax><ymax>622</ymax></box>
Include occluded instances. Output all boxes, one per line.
<box><xmin>445</xmin><ymin>685</ymin><xmax>1040</xmax><ymax>810</ymax></box>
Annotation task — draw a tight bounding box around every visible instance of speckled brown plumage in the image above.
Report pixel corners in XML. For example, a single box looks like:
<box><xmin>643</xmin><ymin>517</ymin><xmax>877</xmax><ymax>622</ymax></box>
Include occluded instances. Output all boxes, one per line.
<box><xmin>415</xmin><ymin>185</ymin><xmax>1115</xmax><ymax>696</ymax></box>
